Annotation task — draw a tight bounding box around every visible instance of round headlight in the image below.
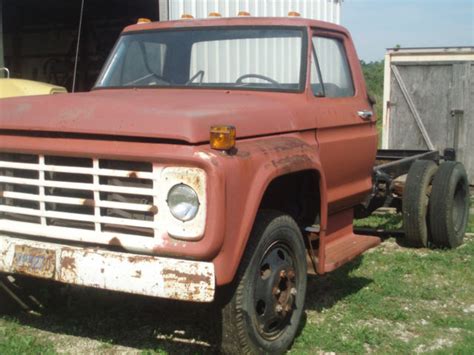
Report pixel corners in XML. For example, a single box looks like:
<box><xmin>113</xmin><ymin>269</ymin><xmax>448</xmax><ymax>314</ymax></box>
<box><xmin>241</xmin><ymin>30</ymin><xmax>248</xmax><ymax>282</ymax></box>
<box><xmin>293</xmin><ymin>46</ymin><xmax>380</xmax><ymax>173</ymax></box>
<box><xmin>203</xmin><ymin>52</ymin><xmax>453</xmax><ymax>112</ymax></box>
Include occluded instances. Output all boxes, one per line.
<box><xmin>167</xmin><ymin>184</ymin><xmax>200</xmax><ymax>222</ymax></box>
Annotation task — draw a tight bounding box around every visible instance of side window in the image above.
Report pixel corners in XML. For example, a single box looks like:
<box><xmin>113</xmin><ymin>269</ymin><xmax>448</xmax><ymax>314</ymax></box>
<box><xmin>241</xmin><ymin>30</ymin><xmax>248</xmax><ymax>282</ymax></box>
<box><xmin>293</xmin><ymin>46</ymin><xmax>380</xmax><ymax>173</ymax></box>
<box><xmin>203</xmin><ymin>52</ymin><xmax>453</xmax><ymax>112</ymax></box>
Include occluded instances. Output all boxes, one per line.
<box><xmin>312</xmin><ymin>36</ymin><xmax>354</xmax><ymax>97</ymax></box>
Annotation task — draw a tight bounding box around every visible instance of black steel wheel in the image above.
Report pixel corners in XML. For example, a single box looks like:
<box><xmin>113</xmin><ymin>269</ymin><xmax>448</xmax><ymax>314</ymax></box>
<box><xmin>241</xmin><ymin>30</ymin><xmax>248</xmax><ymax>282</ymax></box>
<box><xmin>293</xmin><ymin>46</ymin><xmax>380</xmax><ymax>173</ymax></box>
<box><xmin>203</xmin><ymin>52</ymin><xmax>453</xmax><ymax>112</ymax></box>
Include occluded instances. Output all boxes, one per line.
<box><xmin>429</xmin><ymin>162</ymin><xmax>470</xmax><ymax>248</ymax></box>
<box><xmin>403</xmin><ymin>160</ymin><xmax>438</xmax><ymax>247</ymax></box>
<box><xmin>220</xmin><ymin>211</ymin><xmax>307</xmax><ymax>354</ymax></box>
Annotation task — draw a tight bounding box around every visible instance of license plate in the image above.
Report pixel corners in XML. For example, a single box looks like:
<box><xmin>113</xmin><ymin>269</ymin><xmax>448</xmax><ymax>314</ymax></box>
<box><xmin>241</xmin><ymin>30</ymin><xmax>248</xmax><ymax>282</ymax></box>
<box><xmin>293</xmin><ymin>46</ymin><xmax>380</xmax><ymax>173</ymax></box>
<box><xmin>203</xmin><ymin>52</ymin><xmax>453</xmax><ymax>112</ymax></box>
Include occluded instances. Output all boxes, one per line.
<box><xmin>12</xmin><ymin>245</ymin><xmax>56</xmax><ymax>278</ymax></box>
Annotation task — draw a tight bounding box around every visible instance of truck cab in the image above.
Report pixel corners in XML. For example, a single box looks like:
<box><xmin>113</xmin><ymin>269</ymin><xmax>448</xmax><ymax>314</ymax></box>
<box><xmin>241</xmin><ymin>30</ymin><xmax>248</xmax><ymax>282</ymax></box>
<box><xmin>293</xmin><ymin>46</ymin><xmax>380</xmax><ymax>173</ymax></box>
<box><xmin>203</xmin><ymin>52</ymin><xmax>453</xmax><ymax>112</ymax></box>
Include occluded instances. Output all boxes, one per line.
<box><xmin>0</xmin><ymin>16</ymin><xmax>381</xmax><ymax>353</ymax></box>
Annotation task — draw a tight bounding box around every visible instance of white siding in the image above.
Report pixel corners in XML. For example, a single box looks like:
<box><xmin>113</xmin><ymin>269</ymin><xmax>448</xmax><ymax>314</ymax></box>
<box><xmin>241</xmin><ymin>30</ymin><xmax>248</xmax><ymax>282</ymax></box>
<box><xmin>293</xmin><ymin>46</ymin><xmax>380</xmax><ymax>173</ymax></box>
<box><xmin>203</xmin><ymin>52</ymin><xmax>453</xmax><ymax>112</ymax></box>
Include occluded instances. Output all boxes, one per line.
<box><xmin>168</xmin><ymin>0</ymin><xmax>342</xmax><ymax>24</ymax></box>
<box><xmin>167</xmin><ymin>1</ymin><xmax>341</xmax><ymax>86</ymax></box>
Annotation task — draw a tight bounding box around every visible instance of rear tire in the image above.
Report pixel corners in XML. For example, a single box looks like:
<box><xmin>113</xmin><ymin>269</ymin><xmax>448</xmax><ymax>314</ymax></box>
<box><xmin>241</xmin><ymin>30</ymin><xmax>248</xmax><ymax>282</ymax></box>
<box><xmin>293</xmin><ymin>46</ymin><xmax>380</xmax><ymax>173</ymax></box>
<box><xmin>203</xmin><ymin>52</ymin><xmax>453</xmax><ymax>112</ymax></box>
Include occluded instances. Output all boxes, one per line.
<box><xmin>429</xmin><ymin>162</ymin><xmax>470</xmax><ymax>248</ymax></box>
<box><xmin>403</xmin><ymin>160</ymin><xmax>438</xmax><ymax>247</ymax></box>
<box><xmin>220</xmin><ymin>211</ymin><xmax>307</xmax><ymax>354</ymax></box>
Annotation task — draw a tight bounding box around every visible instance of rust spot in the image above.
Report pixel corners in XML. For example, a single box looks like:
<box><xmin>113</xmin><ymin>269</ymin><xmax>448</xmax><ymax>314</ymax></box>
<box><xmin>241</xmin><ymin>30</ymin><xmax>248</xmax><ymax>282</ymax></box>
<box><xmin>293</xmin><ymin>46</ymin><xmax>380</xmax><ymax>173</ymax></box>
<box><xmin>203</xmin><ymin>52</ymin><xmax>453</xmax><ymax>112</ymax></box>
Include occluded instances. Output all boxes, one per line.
<box><xmin>162</xmin><ymin>269</ymin><xmax>211</xmax><ymax>285</ymax></box>
<box><xmin>255</xmin><ymin>137</ymin><xmax>307</xmax><ymax>156</ymax></box>
<box><xmin>100</xmin><ymin>268</ymin><xmax>104</xmax><ymax>273</ymax></box>
<box><xmin>127</xmin><ymin>255</ymin><xmax>150</xmax><ymax>263</ymax></box>
<box><xmin>149</xmin><ymin>205</ymin><xmax>159</xmax><ymax>215</ymax></box>
<box><xmin>61</xmin><ymin>256</ymin><xmax>76</xmax><ymax>271</ymax></box>
<box><xmin>109</xmin><ymin>237</ymin><xmax>123</xmax><ymax>247</ymax></box>
<box><xmin>271</xmin><ymin>154</ymin><xmax>312</xmax><ymax>173</ymax></box>
<box><xmin>82</xmin><ymin>199</ymin><xmax>95</xmax><ymax>207</ymax></box>
<box><xmin>128</xmin><ymin>171</ymin><xmax>138</xmax><ymax>179</ymax></box>
<box><xmin>0</xmin><ymin>190</ymin><xmax>3</xmax><ymax>198</ymax></box>
<box><xmin>133</xmin><ymin>270</ymin><xmax>142</xmax><ymax>278</ymax></box>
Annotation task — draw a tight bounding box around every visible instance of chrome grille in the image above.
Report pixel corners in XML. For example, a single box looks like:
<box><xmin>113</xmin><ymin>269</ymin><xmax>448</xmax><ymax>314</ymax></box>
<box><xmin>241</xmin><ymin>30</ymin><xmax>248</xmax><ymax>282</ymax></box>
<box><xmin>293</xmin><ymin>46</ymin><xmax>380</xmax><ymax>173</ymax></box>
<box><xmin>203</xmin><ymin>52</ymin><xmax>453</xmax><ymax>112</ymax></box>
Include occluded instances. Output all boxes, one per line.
<box><xmin>0</xmin><ymin>153</ymin><xmax>159</xmax><ymax>243</ymax></box>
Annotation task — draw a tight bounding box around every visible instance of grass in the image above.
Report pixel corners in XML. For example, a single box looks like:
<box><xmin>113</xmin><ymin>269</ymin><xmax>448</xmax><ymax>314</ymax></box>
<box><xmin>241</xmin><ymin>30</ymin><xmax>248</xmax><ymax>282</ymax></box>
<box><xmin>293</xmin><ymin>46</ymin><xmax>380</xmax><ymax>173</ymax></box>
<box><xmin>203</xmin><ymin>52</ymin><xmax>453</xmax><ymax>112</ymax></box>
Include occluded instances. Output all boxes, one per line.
<box><xmin>292</xmin><ymin>221</ymin><xmax>474</xmax><ymax>354</ymax></box>
<box><xmin>0</xmin><ymin>210</ymin><xmax>473</xmax><ymax>354</ymax></box>
<box><xmin>0</xmin><ymin>320</ymin><xmax>55</xmax><ymax>354</ymax></box>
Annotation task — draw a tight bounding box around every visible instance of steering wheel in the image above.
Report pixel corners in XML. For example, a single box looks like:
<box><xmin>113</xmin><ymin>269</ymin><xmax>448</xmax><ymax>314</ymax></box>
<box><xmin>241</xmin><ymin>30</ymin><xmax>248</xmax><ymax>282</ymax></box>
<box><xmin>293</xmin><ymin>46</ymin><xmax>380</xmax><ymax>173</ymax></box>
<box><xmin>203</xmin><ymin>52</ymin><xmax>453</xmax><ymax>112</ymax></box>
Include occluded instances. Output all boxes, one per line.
<box><xmin>150</xmin><ymin>72</ymin><xmax>171</xmax><ymax>85</ymax></box>
<box><xmin>186</xmin><ymin>70</ymin><xmax>205</xmax><ymax>86</ymax></box>
<box><xmin>124</xmin><ymin>72</ymin><xmax>170</xmax><ymax>86</ymax></box>
<box><xmin>235</xmin><ymin>74</ymin><xmax>280</xmax><ymax>86</ymax></box>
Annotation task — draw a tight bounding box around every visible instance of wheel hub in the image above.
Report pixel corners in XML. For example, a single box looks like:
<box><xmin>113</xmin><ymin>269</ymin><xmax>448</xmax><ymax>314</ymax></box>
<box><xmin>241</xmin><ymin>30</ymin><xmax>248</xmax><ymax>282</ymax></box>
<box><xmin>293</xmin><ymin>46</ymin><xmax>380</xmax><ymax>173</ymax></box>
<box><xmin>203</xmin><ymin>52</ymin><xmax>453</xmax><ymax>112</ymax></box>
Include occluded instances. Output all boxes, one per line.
<box><xmin>253</xmin><ymin>243</ymin><xmax>299</xmax><ymax>338</ymax></box>
<box><xmin>272</xmin><ymin>268</ymin><xmax>296</xmax><ymax>317</ymax></box>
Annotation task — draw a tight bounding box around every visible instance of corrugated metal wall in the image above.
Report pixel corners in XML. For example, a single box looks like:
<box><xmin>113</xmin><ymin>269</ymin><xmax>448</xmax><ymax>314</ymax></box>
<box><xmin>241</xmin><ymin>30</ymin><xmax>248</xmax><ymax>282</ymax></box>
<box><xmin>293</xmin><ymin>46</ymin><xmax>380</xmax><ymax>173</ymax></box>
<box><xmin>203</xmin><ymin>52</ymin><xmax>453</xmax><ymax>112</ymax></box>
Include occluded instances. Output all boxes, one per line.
<box><xmin>168</xmin><ymin>1</ymin><xmax>341</xmax><ymax>86</ymax></box>
<box><xmin>189</xmin><ymin>33</ymin><xmax>302</xmax><ymax>85</ymax></box>
<box><xmin>168</xmin><ymin>0</ymin><xmax>341</xmax><ymax>24</ymax></box>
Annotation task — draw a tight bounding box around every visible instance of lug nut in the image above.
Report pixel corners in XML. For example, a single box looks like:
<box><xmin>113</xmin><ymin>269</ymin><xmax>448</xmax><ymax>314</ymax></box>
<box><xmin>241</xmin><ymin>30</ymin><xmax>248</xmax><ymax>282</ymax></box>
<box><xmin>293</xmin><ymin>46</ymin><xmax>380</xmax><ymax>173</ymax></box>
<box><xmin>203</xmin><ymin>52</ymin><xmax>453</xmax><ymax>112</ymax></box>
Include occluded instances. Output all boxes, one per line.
<box><xmin>287</xmin><ymin>270</ymin><xmax>296</xmax><ymax>280</ymax></box>
<box><xmin>280</xmin><ymin>270</ymin><xmax>287</xmax><ymax>278</ymax></box>
<box><xmin>290</xmin><ymin>288</ymin><xmax>297</xmax><ymax>296</ymax></box>
<box><xmin>275</xmin><ymin>304</ymin><xmax>283</xmax><ymax>313</ymax></box>
<box><xmin>273</xmin><ymin>287</ymin><xmax>281</xmax><ymax>295</ymax></box>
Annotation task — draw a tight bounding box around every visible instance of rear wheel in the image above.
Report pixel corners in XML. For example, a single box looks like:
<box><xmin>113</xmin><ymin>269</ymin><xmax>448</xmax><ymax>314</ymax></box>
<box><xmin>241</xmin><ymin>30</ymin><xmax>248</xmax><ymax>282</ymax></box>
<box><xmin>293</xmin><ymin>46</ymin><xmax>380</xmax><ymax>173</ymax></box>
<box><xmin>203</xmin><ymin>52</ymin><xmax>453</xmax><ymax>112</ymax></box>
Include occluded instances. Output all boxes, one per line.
<box><xmin>402</xmin><ymin>160</ymin><xmax>438</xmax><ymax>247</ymax></box>
<box><xmin>221</xmin><ymin>211</ymin><xmax>307</xmax><ymax>354</ymax></box>
<box><xmin>429</xmin><ymin>162</ymin><xmax>470</xmax><ymax>248</ymax></box>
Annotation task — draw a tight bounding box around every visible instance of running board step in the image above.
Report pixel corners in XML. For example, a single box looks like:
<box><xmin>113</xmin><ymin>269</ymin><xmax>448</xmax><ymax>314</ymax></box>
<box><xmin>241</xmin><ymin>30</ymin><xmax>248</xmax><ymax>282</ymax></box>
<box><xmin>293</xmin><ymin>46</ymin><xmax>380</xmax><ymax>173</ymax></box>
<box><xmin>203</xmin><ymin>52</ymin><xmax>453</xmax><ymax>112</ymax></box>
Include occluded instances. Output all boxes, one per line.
<box><xmin>324</xmin><ymin>234</ymin><xmax>381</xmax><ymax>273</ymax></box>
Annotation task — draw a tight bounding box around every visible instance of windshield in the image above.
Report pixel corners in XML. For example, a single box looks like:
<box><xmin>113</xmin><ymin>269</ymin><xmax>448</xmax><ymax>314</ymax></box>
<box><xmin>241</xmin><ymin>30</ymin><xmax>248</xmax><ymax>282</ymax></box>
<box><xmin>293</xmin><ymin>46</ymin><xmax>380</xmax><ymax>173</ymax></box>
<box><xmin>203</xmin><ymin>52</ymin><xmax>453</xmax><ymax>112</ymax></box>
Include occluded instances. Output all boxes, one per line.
<box><xmin>96</xmin><ymin>27</ymin><xmax>306</xmax><ymax>92</ymax></box>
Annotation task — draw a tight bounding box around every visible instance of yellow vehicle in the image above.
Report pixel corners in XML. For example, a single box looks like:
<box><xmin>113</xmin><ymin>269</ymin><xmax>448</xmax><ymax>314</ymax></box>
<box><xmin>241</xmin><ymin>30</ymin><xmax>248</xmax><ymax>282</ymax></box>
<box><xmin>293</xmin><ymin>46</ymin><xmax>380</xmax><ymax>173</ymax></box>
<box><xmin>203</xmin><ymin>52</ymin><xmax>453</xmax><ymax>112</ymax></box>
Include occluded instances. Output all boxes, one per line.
<box><xmin>0</xmin><ymin>68</ymin><xmax>67</xmax><ymax>99</ymax></box>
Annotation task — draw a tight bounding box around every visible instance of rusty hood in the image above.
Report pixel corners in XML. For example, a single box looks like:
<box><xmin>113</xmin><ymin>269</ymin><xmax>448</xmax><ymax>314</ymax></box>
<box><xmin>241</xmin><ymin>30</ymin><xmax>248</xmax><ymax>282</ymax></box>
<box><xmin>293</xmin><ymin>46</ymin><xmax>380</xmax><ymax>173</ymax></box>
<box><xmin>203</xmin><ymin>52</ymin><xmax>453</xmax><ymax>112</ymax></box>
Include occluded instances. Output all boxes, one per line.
<box><xmin>0</xmin><ymin>89</ymin><xmax>310</xmax><ymax>143</ymax></box>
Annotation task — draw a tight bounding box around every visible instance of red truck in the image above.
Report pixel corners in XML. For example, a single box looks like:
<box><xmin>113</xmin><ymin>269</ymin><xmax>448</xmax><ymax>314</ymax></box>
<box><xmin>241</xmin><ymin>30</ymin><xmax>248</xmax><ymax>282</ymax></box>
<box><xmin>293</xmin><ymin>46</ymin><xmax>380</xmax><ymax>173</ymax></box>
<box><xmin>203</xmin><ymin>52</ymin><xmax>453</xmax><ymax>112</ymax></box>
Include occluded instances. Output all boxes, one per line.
<box><xmin>0</xmin><ymin>16</ymin><xmax>470</xmax><ymax>353</ymax></box>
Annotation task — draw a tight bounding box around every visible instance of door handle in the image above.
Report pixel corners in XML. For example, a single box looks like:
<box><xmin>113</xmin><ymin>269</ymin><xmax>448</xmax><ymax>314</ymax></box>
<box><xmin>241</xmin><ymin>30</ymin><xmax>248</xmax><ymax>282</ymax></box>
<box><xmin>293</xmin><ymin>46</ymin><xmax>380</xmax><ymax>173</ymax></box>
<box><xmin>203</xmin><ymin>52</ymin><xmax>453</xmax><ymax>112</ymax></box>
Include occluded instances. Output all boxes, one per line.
<box><xmin>357</xmin><ymin>110</ymin><xmax>373</xmax><ymax>120</ymax></box>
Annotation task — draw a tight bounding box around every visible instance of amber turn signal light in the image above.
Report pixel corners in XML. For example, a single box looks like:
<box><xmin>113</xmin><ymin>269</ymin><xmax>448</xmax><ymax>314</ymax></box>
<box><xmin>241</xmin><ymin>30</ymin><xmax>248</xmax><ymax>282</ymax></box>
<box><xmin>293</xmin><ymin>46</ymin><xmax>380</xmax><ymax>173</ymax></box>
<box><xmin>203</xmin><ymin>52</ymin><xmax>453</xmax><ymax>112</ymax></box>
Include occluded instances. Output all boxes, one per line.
<box><xmin>210</xmin><ymin>125</ymin><xmax>236</xmax><ymax>151</ymax></box>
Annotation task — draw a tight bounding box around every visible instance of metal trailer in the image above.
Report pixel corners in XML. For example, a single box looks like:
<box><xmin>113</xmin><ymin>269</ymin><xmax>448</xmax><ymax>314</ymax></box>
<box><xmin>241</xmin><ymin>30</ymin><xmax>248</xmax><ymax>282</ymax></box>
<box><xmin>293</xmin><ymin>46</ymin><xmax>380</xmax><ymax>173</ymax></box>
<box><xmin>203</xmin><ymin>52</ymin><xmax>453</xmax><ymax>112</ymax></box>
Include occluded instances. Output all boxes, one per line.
<box><xmin>382</xmin><ymin>47</ymin><xmax>474</xmax><ymax>183</ymax></box>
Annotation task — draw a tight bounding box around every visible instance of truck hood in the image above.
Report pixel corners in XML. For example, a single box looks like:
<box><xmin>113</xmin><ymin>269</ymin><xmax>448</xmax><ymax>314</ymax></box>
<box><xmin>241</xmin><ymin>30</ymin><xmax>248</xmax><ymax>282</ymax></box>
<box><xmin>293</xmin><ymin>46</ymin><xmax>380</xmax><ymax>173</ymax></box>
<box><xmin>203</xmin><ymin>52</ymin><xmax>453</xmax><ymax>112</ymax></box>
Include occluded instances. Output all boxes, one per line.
<box><xmin>0</xmin><ymin>89</ymin><xmax>309</xmax><ymax>143</ymax></box>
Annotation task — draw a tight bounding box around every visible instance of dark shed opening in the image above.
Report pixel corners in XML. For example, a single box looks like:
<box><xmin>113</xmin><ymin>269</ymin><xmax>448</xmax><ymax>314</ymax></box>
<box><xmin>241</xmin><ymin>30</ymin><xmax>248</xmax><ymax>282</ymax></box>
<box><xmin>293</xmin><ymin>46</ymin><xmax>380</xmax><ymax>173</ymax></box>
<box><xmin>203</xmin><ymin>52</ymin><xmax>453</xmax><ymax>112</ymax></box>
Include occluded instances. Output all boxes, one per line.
<box><xmin>1</xmin><ymin>0</ymin><xmax>160</xmax><ymax>91</ymax></box>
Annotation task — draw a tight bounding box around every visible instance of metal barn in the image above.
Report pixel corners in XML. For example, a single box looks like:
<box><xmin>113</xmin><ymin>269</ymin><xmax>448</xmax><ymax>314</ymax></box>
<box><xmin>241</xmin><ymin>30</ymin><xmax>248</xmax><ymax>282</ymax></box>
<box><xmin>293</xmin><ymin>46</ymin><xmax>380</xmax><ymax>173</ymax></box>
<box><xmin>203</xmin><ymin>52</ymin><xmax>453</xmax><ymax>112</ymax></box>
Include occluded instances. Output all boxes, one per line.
<box><xmin>382</xmin><ymin>47</ymin><xmax>474</xmax><ymax>182</ymax></box>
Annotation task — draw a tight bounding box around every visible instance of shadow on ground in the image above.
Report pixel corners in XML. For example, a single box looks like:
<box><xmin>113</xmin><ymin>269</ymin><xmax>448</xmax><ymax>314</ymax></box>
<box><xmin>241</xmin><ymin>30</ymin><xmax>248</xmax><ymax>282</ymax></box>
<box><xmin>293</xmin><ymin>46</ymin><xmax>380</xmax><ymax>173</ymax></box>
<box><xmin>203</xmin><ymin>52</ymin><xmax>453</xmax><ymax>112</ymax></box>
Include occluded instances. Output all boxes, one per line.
<box><xmin>2</xmin><ymin>254</ymin><xmax>373</xmax><ymax>354</ymax></box>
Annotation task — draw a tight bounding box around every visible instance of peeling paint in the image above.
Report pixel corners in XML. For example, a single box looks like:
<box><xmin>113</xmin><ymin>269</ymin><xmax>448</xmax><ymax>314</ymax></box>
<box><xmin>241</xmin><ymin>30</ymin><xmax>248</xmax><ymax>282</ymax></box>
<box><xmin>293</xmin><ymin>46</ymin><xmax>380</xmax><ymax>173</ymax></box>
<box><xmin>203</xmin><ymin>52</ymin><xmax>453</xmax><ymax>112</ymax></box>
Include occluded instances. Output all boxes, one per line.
<box><xmin>0</xmin><ymin>235</ymin><xmax>215</xmax><ymax>302</ymax></box>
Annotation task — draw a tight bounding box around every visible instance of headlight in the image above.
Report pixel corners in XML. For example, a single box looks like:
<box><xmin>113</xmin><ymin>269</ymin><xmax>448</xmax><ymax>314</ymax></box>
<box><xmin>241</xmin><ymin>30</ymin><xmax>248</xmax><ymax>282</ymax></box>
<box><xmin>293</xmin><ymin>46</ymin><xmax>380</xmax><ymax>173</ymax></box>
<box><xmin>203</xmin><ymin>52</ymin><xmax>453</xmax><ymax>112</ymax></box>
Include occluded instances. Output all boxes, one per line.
<box><xmin>167</xmin><ymin>184</ymin><xmax>200</xmax><ymax>221</ymax></box>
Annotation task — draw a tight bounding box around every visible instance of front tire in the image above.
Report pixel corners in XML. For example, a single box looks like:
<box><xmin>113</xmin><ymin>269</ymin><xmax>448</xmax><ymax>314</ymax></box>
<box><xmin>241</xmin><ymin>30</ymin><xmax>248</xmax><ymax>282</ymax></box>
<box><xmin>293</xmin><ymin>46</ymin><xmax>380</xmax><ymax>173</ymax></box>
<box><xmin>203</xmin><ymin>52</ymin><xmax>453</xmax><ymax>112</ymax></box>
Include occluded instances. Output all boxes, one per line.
<box><xmin>221</xmin><ymin>211</ymin><xmax>307</xmax><ymax>354</ymax></box>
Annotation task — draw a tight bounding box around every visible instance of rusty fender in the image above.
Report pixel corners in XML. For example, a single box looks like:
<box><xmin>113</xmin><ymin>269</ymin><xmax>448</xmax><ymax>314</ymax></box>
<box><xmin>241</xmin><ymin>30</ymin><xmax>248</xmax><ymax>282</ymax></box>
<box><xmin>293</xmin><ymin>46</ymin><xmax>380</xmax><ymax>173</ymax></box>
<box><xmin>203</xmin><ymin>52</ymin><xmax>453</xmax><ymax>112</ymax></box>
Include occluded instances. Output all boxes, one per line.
<box><xmin>0</xmin><ymin>235</ymin><xmax>215</xmax><ymax>302</ymax></box>
<box><xmin>210</xmin><ymin>132</ymin><xmax>328</xmax><ymax>286</ymax></box>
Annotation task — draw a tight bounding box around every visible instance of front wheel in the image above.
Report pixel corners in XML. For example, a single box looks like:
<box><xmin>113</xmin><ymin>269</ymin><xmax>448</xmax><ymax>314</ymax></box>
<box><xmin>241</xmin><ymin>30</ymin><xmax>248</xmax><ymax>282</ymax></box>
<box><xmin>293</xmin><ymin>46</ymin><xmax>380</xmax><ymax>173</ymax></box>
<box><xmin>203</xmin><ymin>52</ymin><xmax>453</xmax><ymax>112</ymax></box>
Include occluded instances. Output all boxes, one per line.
<box><xmin>220</xmin><ymin>211</ymin><xmax>307</xmax><ymax>354</ymax></box>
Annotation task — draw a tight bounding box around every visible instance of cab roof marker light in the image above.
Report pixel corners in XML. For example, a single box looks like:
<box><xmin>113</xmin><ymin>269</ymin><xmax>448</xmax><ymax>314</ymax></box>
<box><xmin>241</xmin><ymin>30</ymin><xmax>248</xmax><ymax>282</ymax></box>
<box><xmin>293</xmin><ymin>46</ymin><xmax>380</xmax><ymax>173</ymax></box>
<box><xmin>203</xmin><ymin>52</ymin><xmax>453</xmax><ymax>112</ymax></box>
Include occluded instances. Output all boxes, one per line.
<box><xmin>181</xmin><ymin>14</ymin><xmax>194</xmax><ymax>19</ymax></box>
<box><xmin>137</xmin><ymin>18</ymin><xmax>151</xmax><ymax>24</ymax></box>
<box><xmin>288</xmin><ymin>11</ymin><xmax>301</xmax><ymax>17</ymax></box>
<box><xmin>208</xmin><ymin>12</ymin><xmax>222</xmax><ymax>17</ymax></box>
<box><xmin>238</xmin><ymin>11</ymin><xmax>251</xmax><ymax>16</ymax></box>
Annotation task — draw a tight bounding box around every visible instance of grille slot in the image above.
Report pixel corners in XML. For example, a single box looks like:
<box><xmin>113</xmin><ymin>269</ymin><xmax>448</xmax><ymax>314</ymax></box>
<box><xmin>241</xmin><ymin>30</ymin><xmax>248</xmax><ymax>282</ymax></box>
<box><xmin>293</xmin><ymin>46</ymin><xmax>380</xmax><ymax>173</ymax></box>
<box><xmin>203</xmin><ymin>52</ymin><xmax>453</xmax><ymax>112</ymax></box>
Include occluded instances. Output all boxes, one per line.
<box><xmin>0</xmin><ymin>153</ymin><xmax>158</xmax><ymax>241</ymax></box>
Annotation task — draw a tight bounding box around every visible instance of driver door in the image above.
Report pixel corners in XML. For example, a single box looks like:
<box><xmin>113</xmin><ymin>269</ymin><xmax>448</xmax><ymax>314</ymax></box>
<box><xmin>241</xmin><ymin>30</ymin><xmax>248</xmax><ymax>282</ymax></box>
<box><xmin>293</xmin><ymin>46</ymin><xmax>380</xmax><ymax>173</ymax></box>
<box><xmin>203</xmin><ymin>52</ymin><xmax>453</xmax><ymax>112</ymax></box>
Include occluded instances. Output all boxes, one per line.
<box><xmin>310</xmin><ymin>30</ymin><xmax>378</xmax><ymax>213</ymax></box>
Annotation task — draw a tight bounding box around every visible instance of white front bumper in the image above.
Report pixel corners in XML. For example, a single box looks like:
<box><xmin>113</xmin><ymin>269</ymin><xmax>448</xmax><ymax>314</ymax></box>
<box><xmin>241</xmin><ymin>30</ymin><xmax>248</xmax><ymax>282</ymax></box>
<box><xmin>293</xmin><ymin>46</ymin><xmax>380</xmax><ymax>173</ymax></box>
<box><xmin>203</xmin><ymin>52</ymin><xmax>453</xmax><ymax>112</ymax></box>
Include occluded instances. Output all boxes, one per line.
<box><xmin>0</xmin><ymin>235</ymin><xmax>215</xmax><ymax>302</ymax></box>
